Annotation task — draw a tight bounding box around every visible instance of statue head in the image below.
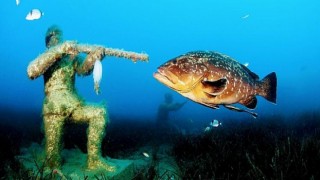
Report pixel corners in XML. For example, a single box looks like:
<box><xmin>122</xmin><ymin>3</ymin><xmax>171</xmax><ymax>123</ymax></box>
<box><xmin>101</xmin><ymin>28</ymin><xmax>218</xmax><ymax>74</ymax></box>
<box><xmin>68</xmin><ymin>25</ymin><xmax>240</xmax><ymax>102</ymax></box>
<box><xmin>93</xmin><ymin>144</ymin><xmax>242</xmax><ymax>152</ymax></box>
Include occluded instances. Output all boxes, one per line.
<box><xmin>45</xmin><ymin>25</ymin><xmax>63</xmax><ymax>48</ymax></box>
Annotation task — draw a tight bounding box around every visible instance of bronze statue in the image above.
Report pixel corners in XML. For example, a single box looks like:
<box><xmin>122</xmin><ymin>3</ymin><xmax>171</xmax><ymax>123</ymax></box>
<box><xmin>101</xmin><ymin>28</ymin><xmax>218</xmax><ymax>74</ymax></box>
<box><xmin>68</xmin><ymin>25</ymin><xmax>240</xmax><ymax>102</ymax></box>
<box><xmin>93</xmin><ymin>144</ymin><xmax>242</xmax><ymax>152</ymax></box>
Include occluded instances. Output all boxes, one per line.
<box><xmin>27</xmin><ymin>25</ymin><xmax>148</xmax><ymax>171</ymax></box>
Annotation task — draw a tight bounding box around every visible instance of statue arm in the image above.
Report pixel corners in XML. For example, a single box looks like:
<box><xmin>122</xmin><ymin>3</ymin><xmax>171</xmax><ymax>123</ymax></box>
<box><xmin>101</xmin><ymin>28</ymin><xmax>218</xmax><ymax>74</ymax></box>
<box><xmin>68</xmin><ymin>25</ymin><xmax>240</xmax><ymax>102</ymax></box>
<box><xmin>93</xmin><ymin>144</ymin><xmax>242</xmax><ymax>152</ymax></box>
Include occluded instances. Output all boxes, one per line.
<box><xmin>75</xmin><ymin>45</ymin><xmax>105</xmax><ymax>75</ymax></box>
<box><xmin>75</xmin><ymin>44</ymin><xmax>149</xmax><ymax>75</ymax></box>
<box><xmin>27</xmin><ymin>41</ymin><xmax>149</xmax><ymax>78</ymax></box>
<box><xmin>27</xmin><ymin>41</ymin><xmax>78</xmax><ymax>79</ymax></box>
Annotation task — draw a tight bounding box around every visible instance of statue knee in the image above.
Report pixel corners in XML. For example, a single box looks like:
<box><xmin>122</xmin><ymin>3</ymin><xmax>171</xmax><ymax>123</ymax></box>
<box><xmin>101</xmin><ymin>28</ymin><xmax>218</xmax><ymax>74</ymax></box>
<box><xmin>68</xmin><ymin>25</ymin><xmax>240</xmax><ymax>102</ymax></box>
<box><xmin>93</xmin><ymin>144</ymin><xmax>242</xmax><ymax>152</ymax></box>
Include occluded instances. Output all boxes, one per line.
<box><xmin>99</xmin><ymin>106</ymin><xmax>109</xmax><ymax>119</ymax></box>
<box><xmin>90</xmin><ymin>106</ymin><xmax>108</xmax><ymax>129</ymax></box>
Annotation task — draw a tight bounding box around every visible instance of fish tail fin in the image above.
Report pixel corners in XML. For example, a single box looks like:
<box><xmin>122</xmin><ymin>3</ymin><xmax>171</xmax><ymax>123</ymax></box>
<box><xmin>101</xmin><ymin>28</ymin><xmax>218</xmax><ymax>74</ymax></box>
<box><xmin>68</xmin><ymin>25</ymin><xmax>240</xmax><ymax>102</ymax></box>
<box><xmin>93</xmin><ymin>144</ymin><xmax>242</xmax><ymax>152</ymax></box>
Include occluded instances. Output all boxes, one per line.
<box><xmin>258</xmin><ymin>72</ymin><xmax>277</xmax><ymax>104</ymax></box>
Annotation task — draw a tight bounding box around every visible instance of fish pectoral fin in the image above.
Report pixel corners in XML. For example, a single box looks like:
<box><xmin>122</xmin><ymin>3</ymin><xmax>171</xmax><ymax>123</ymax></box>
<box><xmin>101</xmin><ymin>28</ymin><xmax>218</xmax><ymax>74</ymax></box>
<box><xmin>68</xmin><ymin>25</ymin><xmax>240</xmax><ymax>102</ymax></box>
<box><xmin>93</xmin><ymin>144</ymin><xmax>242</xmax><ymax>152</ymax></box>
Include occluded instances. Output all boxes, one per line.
<box><xmin>239</xmin><ymin>96</ymin><xmax>257</xmax><ymax>109</ymax></box>
<box><xmin>202</xmin><ymin>78</ymin><xmax>227</xmax><ymax>96</ymax></box>
<box><xmin>224</xmin><ymin>105</ymin><xmax>258</xmax><ymax>118</ymax></box>
<box><xmin>202</xmin><ymin>102</ymin><xmax>219</xmax><ymax>109</ymax></box>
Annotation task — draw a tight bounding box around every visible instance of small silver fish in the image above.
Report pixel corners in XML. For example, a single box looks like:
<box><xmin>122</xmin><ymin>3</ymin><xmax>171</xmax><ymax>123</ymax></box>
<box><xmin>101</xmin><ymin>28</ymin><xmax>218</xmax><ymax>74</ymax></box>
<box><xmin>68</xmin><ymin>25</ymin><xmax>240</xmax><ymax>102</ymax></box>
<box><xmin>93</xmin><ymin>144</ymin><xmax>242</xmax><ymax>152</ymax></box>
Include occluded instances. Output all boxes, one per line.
<box><xmin>142</xmin><ymin>152</ymin><xmax>150</xmax><ymax>158</ymax></box>
<box><xmin>204</xmin><ymin>126</ymin><xmax>211</xmax><ymax>133</ymax></box>
<box><xmin>93</xmin><ymin>60</ymin><xmax>103</xmax><ymax>94</ymax></box>
<box><xmin>242</xmin><ymin>14</ymin><xmax>250</xmax><ymax>19</ymax></box>
<box><xmin>26</xmin><ymin>9</ymin><xmax>44</xmax><ymax>21</ymax></box>
<box><xmin>210</xmin><ymin>119</ymin><xmax>222</xmax><ymax>127</ymax></box>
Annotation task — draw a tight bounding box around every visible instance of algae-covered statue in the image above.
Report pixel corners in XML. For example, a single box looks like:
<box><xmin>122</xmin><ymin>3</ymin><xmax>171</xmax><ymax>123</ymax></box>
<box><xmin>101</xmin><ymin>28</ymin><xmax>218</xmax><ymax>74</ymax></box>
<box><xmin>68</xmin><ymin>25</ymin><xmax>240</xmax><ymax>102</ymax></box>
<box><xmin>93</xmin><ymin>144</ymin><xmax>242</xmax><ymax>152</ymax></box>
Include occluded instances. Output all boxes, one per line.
<box><xmin>27</xmin><ymin>25</ymin><xmax>148</xmax><ymax>172</ymax></box>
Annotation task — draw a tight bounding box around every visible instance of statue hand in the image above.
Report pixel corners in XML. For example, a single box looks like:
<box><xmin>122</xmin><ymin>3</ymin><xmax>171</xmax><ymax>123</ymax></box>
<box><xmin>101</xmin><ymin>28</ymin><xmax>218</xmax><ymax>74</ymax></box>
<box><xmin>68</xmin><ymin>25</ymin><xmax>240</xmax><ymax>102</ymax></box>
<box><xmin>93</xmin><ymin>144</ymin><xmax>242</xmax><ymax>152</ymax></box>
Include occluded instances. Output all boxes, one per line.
<box><xmin>92</xmin><ymin>47</ymin><xmax>106</xmax><ymax>61</ymax></box>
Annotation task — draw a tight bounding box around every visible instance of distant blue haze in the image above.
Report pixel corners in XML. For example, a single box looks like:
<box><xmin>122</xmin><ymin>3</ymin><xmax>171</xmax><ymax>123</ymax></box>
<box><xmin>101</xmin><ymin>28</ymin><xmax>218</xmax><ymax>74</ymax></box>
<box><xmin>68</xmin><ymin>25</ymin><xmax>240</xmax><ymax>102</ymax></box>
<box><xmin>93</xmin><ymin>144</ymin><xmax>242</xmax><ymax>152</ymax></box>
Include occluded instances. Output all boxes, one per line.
<box><xmin>1</xmin><ymin>0</ymin><xmax>319</xmax><ymax>125</ymax></box>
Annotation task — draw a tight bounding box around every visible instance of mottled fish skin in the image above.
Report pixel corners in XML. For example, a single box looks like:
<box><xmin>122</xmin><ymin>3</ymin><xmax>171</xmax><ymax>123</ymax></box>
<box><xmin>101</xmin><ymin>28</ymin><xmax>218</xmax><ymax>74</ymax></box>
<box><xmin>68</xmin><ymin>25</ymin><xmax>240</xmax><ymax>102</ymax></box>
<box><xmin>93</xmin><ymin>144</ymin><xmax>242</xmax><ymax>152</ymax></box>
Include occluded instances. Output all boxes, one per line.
<box><xmin>154</xmin><ymin>51</ymin><xmax>277</xmax><ymax>113</ymax></box>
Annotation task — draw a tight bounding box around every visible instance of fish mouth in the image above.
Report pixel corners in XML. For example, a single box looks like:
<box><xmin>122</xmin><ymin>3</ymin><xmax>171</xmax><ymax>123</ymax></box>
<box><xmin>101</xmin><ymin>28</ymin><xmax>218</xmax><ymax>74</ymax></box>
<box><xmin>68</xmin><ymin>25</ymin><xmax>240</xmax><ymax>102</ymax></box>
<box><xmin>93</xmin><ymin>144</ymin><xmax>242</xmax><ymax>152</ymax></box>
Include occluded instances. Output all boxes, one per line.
<box><xmin>153</xmin><ymin>68</ymin><xmax>202</xmax><ymax>93</ymax></box>
<box><xmin>153</xmin><ymin>68</ymin><xmax>175</xmax><ymax>85</ymax></box>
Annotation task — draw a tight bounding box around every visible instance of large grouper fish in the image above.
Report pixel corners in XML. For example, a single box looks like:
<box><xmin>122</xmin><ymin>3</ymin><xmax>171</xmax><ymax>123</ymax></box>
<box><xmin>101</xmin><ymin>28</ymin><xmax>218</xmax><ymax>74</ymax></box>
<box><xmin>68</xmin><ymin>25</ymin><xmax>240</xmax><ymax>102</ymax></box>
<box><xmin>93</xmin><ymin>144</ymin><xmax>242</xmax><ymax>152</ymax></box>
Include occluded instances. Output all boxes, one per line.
<box><xmin>153</xmin><ymin>51</ymin><xmax>277</xmax><ymax>118</ymax></box>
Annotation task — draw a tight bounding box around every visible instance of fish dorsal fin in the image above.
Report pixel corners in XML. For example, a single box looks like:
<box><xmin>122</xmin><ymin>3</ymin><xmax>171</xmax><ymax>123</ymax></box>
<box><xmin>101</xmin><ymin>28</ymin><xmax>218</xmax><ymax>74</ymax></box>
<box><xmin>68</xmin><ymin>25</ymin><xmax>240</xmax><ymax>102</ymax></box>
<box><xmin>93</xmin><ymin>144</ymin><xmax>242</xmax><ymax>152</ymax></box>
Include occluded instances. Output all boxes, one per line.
<box><xmin>240</xmin><ymin>96</ymin><xmax>257</xmax><ymax>109</ymax></box>
<box><xmin>241</xmin><ymin>64</ymin><xmax>259</xmax><ymax>80</ymax></box>
<box><xmin>201</xmin><ymin>77</ymin><xmax>227</xmax><ymax>96</ymax></box>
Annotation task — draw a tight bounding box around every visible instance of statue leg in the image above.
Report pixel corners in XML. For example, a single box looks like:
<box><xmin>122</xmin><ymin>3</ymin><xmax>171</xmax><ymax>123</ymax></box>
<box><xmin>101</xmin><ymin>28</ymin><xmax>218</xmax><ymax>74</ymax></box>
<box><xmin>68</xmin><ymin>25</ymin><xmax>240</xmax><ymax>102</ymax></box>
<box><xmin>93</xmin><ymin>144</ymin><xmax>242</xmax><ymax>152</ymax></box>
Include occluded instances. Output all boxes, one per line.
<box><xmin>71</xmin><ymin>104</ymin><xmax>116</xmax><ymax>172</ymax></box>
<box><xmin>43</xmin><ymin>114</ymin><xmax>65</xmax><ymax>169</ymax></box>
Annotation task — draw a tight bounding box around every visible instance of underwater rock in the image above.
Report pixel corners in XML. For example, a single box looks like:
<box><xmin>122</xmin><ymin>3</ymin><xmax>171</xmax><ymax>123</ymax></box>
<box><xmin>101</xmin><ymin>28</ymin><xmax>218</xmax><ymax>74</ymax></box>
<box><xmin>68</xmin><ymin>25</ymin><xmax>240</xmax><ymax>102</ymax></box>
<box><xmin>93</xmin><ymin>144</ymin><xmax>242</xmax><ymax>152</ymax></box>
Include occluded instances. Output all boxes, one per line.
<box><xmin>16</xmin><ymin>143</ymin><xmax>135</xmax><ymax>179</ymax></box>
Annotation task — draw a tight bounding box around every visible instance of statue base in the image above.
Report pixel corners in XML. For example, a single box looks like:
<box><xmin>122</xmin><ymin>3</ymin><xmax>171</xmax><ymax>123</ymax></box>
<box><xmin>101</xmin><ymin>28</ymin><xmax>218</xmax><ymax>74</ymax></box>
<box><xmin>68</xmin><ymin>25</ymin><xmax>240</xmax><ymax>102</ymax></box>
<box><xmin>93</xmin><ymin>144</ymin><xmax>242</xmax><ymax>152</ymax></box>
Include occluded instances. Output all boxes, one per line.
<box><xmin>16</xmin><ymin>143</ymin><xmax>134</xmax><ymax>179</ymax></box>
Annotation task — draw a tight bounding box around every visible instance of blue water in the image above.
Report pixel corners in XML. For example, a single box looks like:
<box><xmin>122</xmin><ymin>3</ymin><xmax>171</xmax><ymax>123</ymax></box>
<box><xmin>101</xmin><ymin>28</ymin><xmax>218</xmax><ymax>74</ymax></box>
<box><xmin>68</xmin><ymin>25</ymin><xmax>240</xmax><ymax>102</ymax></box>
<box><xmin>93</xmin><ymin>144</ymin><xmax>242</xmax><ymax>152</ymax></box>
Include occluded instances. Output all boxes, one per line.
<box><xmin>1</xmin><ymin>0</ymin><xmax>320</xmax><ymax>124</ymax></box>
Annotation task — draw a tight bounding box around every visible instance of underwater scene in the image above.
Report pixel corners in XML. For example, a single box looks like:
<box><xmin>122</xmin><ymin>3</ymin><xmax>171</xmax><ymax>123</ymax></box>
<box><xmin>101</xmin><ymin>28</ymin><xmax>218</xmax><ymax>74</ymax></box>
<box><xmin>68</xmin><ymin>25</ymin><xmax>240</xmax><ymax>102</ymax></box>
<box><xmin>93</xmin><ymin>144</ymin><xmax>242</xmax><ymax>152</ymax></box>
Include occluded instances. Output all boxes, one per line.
<box><xmin>1</xmin><ymin>0</ymin><xmax>320</xmax><ymax>179</ymax></box>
